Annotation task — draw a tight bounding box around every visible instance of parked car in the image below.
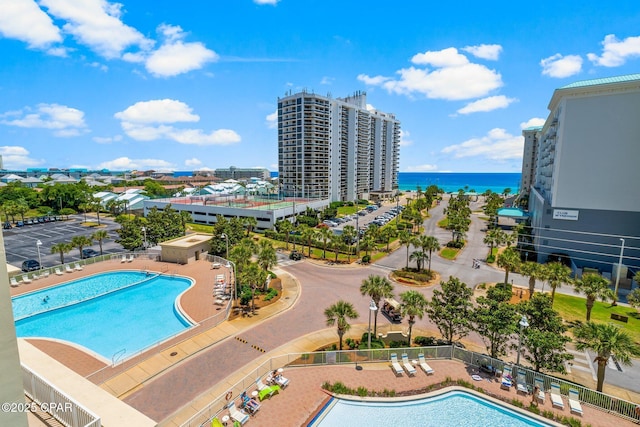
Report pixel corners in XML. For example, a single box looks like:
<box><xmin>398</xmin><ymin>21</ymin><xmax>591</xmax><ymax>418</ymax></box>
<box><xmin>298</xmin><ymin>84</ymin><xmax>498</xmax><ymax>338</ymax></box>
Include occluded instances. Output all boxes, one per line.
<box><xmin>21</xmin><ymin>259</ymin><xmax>41</xmax><ymax>272</ymax></box>
<box><xmin>289</xmin><ymin>250</ymin><xmax>303</xmax><ymax>261</ymax></box>
<box><xmin>322</xmin><ymin>220</ymin><xmax>338</xmax><ymax>227</ymax></box>
<box><xmin>16</xmin><ymin>221</ymin><xmax>24</xmax><ymax>227</ymax></box>
<box><xmin>2</xmin><ymin>222</ymin><xmax>11</xmax><ymax>229</ymax></box>
<box><xmin>82</xmin><ymin>248</ymin><xmax>100</xmax><ymax>258</ymax></box>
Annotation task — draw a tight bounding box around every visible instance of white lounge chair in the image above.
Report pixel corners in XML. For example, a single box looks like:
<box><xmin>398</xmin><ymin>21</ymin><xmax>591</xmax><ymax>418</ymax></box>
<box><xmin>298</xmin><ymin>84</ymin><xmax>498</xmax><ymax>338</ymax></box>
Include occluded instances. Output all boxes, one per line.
<box><xmin>65</xmin><ymin>265</ymin><xmax>74</xmax><ymax>273</ymax></box>
<box><xmin>120</xmin><ymin>255</ymin><xmax>127</xmax><ymax>263</ymax></box>
<box><xmin>274</xmin><ymin>374</ymin><xmax>289</xmax><ymax>388</ymax></box>
<box><xmin>550</xmin><ymin>383</ymin><xmax>564</xmax><ymax>409</ymax></box>
<box><xmin>534</xmin><ymin>378</ymin><xmax>545</xmax><ymax>404</ymax></box>
<box><xmin>22</xmin><ymin>274</ymin><xmax>32</xmax><ymax>284</ymax></box>
<box><xmin>568</xmin><ymin>389</ymin><xmax>583</xmax><ymax>415</ymax></box>
<box><xmin>74</xmin><ymin>262</ymin><xmax>83</xmax><ymax>271</ymax></box>
<box><xmin>401</xmin><ymin>353</ymin><xmax>417</xmax><ymax>376</ymax></box>
<box><xmin>127</xmin><ymin>254</ymin><xmax>134</xmax><ymax>262</ymax></box>
<box><xmin>516</xmin><ymin>370</ymin><xmax>528</xmax><ymax>394</ymax></box>
<box><xmin>418</xmin><ymin>354</ymin><xmax>434</xmax><ymax>375</ymax></box>
<box><xmin>42</xmin><ymin>270</ymin><xmax>50</xmax><ymax>278</ymax></box>
<box><xmin>10</xmin><ymin>277</ymin><xmax>20</xmax><ymax>287</ymax></box>
<box><xmin>228</xmin><ymin>402</ymin><xmax>249</xmax><ymax>425</ymax></box>
<box><xmin>55</xmin><ymin>268</ymin><xmax>64</xmax><ymax>276</ymax></box>
<box><xmin>390</xmin><ymin>353</ymin><xmax>404</xmax><ymax>376</ymax></box>
<box><xmin>501</xmin><ymin>366</ymin><xmax>513</xmax><ymax>390</ymax></box>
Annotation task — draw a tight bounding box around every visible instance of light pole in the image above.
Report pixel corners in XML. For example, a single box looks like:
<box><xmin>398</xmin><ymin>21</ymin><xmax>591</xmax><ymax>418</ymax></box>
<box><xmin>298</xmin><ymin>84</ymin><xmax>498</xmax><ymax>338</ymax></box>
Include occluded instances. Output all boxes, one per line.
<box><xmin>225</xmin><ymin>259</ymin><xmax>237</xmax><ymax>303</ymax></box>
<box><xmin>36</xmin><ymin>239</ymin><xmax>42</xmax><ymax>270</ymax></box>
<box><xmin>220</xmin><ymin>233</ymin><xmax>229</xmax><ymax>259</ymax></box>
<box><xmin>367</xmin><ymin>299</ymin><xmax>378</xmax><ymax>350</ymax></box>
<box><xmin>613</xmin><ymin>238</ymin><xmax>625</xmax><ymax>305</ymax></box>
<box><xmin>516</xmin><ymin>315</ymin><xmax>529</xmax><ymax>368</ymax></box>
<box><xmin>141</xmin><ymin>227</ymin><xmax>147</xmax><ymax>249</ymax></box>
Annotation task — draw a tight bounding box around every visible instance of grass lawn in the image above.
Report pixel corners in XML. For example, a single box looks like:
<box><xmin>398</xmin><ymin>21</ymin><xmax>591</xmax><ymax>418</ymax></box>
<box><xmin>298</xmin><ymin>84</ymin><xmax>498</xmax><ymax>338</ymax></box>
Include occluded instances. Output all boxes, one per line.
<box><xmin>337</xmin><ymin>203</ymin><xmax>368</xmax><ymax>216</ymax></box>
<box><xmin>440</xmin><ymin>247</ymin><xmax>459</xmax><ymax>260</ymax></box>
<box><xmin>437</xmin><ymin>217</ymin><xmax>449</xmax><ymax>228</ymax></box>
<box><xmin>186</xmin><ymin>223</ymin><xmax>214</xmax><ymax>233</ymax></box>
<box><xmin>553</xmin><ymin>293</ymin><xmax>640</xmax><ymax>344</ymax></box>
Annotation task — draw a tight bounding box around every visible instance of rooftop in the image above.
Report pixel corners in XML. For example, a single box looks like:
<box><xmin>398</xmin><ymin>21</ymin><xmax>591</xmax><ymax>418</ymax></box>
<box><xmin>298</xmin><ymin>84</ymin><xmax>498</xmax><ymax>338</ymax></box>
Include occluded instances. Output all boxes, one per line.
<box><xmin>560</xmin><ymin>73</ymin><xmax>640</xmax><ymax>89</ymax></box>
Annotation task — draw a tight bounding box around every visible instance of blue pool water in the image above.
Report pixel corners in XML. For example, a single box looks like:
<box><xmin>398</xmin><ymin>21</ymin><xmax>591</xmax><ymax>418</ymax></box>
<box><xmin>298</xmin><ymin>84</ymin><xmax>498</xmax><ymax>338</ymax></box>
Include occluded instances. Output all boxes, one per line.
<box><xmin>13</xmin><ymin>272</ymin><xmax>193</xmax><ymax>360</ymax></box>
<box><xmin>312</xmin><ymin>390</ymin><xmax>551</xmax><ymax>427</ymax></box>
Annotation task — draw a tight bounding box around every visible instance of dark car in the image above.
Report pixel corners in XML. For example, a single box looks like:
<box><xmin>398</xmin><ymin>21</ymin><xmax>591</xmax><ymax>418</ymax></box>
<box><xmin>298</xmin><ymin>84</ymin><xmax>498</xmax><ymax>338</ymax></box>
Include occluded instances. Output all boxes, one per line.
<box><xmin>21</xmin><ymin>259</ymin><xmax>41</xmax><ymax>272</ymax></box>
<box><xmin>2</xmin><ymin>222</ymin><xmax>11</xmax><ymax>229</ymax></box>
<box><xmin>16</xmin><ymin>221</ymin><xmax>24</xmax><ymax>227</ymax></box>
<box><xmin>289</xmin><ymin>250</ymin><xmax>303</xmax><ymax>261</ymax></box>
<box><xmin>82</xmin><ymin>248</ymin><xmax>100</xmax><ymax>259</ymax></box>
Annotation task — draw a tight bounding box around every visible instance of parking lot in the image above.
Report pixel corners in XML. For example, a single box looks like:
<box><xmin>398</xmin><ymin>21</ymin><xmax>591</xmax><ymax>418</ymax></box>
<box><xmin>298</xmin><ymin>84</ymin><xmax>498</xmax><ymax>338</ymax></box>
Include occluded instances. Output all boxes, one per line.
<box><xmin>2</xmin><ymin>215</ymin><xmax>123</xmax><ymax>270</ymax></box>
<box><xmin>331</xmin><ymin>202</ymin><xmax>404</xmax><ymax>233</ymax></box>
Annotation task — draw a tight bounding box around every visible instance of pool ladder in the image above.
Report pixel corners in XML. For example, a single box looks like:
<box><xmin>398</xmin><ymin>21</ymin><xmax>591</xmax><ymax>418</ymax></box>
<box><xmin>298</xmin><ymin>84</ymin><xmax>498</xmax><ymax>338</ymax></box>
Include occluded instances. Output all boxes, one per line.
<box><xmin>112</xmin><ymin>349</ymin><xmax>126</xmax><ymax>365</ymax></box>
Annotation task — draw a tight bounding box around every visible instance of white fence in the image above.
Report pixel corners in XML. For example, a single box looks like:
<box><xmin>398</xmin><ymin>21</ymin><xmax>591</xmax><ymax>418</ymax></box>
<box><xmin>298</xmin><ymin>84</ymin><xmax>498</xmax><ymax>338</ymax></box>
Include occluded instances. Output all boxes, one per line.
<box><xmin>178</xmin><ymin>346</ymin><xmax>640</xmax><ymax>427</ymax></box>
<box><xmin>22</xmin><ymin>364</ymin><xmax>101</xmax><ymax>427</ymax></box>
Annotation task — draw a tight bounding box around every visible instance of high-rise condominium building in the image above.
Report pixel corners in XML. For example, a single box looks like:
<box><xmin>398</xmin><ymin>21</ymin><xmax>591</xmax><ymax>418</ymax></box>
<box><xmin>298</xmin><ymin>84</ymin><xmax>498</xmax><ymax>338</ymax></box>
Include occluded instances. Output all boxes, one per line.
<box><xmin>526</xmin><ymin>74</ymin><xmax>640</xmax><ymax>274</ymax></box>
<box><xmin>277</xmin><ymin>91</ymin><xmax>400</xmax><ymax>202</ymax></box>
<box><xmin>519</xmin><ymin>126</ymin><xmax>542</xmax><ymax>199</ymax></box>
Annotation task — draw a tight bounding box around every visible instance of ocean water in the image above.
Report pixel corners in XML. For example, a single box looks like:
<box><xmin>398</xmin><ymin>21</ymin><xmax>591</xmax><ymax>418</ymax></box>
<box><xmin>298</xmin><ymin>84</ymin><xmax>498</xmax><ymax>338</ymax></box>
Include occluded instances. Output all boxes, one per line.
<box><xmin>271</xmin><ymin>172</ymin><xmax>521</xmax><ymax>195</ymax></box>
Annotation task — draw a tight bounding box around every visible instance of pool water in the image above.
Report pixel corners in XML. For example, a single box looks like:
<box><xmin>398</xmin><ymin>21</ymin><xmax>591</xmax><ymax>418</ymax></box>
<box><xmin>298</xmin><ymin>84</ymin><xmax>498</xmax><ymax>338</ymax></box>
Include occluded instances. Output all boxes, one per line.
<box><xmin>312</xmin><ymin>390</ymin><xmax>551</xmax><ymax>427</ymax></box>
<box><xmin>13</xmin><ymin>272</ymin><xmax>193</xmax><ymax>360</ymax></box>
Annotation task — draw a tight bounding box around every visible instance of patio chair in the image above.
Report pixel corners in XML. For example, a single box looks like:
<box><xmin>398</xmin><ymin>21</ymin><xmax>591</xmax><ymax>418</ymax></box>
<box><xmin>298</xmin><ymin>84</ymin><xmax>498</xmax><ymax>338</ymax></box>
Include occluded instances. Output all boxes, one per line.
<box><xmin>55</xmin><ymin>268</ymin><xmax>64</xmax><ymax>276</ymax></box>
<box><xmin>255</xmin><ymin>378</ymin><xmax>280</xmax><ymax>400</ymax></box>
<box><xmin>390</xmin><ymin>353</ymin><xmax>404</xmax><ymax>376</ymax></box>
<box><xmin>127</xmin><ymin>254</ymin><xmax>134</xmax><ymax>262</ymax></box>
<box><xmin>239</xmin><ymin>391</ymin><xmax>261</xmax><ymax>414</ymax></box>
<box><xmin>550</xmin><ymin>383</ymin><xmax>564</xmax><ymax>409</ymax></box>
<box><xmin>65</xmin><ymin>265</ymin><xmax>74</xmax><ymax>273</ymax></box>
<box><xmin>22</xmin><ymin>274</ymin><xmax>32</xmax><ymax>284</ymax></box>
<box><xmin>418</xmin><ymin>354</ymin><xmax>434</xmax><ymax>375</ymax></box>
<box><xmin>120</xmin><ymin>255</ymin><xmax>127</xmax><ymax>263</ymax></box>
<box><xmin>401</xmin><ymin>353</ymin><xmax>417</xmax><ymax>376</ymax></box>
<box><xmin>568</xmin><ymin>389</ymin><xmax>583</xmax><ymax>415</ymax></box>
<box><xmin>10</xmin><ymin>277</ymin><xmax>21</xmax><ymax>287</ymax></box>
<box><xmin>228</xmin><ymin>402</ymin><xmax>249</xmax><ymax>425</ymax></box>
<box><xmin>534</xmin><ymin>378</ymin><xmax>545</xmax><ymax>404</ymax></box>
<box><xmin>516</xmin><ymin>370</ymin><xmax>528</xmax><ymax>394</ymax></box>
<box><xmin>42</xmin><ymin>270</ymin><xmax>50</xmax><ymax>278</ymax></box>
<box><xmin>500</xmin><ymin>366</ymin><xmax>513</xmax><ymax>390</ymax></box>
<box><xmin>74</xmin><ymin>262</ymin><xmax>83</xmax><ymax>271</ymax></box>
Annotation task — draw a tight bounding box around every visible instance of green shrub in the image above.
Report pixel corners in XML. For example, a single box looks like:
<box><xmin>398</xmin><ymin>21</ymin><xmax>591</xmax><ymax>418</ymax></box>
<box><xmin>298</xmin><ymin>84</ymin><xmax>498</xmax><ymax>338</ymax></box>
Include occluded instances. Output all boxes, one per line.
<box><xmin>528</xmin><ymin>403</ymin><xmax>540</xmax><ymax>415</ymax></box>
<box><xmin>263</xmin><ymin>288</ymin><xmax>278</xmax><ymax>301</ymax></box>
<box><xmin>362</xmin><ymin>255</ymin><xmax>371</xmax><ymax>264</ymax></box>
<box><xmin>389</xmin><ymin>340</ymin><xmax>408</xmax><ymax>348</ymax></box>
<box><xmin>477</xmin><ymin>283</ymin><xmax>487</xmax><ymax>290</ymax></box>
<box><xmin>446</xmin><ymin>240</ymin><xmax>465</xmax><ymax>249</ymax></box>
<box><xmin>414</xmin><ymin>336</ymin><xmax>436</xmax><ymax>346</ymax></box>
<box><xmin>486</xmin><ymin>255</ymin><xmax>495</xmax><ymax>263</ymax></box>
<box><xmin>357</xmin><ymin>386</ymin><xmax>368</xmax><ymax>397</ymax></box>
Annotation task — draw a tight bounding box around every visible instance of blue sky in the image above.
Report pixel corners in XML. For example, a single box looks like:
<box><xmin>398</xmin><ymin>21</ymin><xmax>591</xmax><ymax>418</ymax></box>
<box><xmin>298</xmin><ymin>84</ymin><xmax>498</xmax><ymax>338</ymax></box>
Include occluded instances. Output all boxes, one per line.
<box><xmin>1</xmin><ymin>0</ymin><xmax>640</xmax><ymax>173</ymax></box>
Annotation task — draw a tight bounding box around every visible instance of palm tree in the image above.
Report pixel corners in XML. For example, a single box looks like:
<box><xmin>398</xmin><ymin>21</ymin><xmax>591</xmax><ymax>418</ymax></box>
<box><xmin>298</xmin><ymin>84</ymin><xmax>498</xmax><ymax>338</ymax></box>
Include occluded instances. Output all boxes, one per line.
<box><xmin>300</xmin><ymin>225</ymin><xmax>316</xmax><ymax>257</ymax></box>
<box><xmin>360</xmin><ymin>275</ymin><xmax>394</xmax><ymax>335</ymax></box>
<box><xmin>324</xmin><ymin>300</ymin><xmax>359</xmax><ymax>351</ymax></box>
<box><xmin>70</xmin><ymin>235</ymin><xmax>93</xmax><ymax>259</ymax></box>
<box><xmin>243</xmin><ymin>217</ymin><xmax>258</xmax><ymax>237</ymax></box>
<box><xmin>409</xmin><ymin>250</ymin><xmax>428</xmax><ymax>271</ymax></box>
<box><xmin>519</xmin><ymin>261</ymin><xmax>543</xmax><ymax>297</ymax></box>
<box><xmin>379</xmin><ymin>227</ymin><xmax>396</xmax><ymax>252</ymax></box>
<box><xmin>256</xmin><ymin>240</ymin><xmax>277</xmax><ymax>272</ymax></box>
<box><xmin>51</xmin><ymin>242</ymin><xmax>71</xmax><ymax>265</ymax></box>
<box><xmin>483</xmin><ymin>228</ymin><xmax>504</xmax><ymax>256</ymax></box>
<box><xmin>91</xmin><ymin>230</ymin><xmax>109</xmax><ymax>255</ymax></box>
<box><xmin>398</xmin><ymin>230</ymin><xmax>414</xmax><ymax>269</ymax></box>
<box><xmin>278</xmin><ymin>220</ymin><xmax>292</xmax><ymax>250</ymax></box>
<box><xmin>544</xmin><ymin>262</ymin><xmax>573</xmax><ymax>305</ymax></box>
<box><xmin>342</xmin><ymin>225</ymin><xmax>357</xmax><ymax>262</ymax></box>
<box><xmin>417</xmin><ymin>235</ymin><xmax>440</xmax><ymax>273</ymax></box>
<box><xmin>573</xmin><ymin>273</ymin><xmax>615</xmax><ymax>321</ymax></box>
<box><xmin>574</xmin><ymin>322</ymin><xmax>640</xmax><ymax>392</ymax></box>
<box><xmin>330</xmin><ymin>233</ymin><xmax>343</xmax><ymax>262</ymax></box>
<box><xmin>496</xmin><ymin>247</ymin><xmax>520</xmax><ymax>284</ymax></box>
<box><xmin>317</xmin><ymin>227</ymin><xmax>332</xmax><ymax>259</ymax></box>
<box><xmin>360</xmin><ymin>235</ymin><xmax>375</xmax><ymax>257</ymax></box>
<box><xmin>399</xmin><ymin>290</ymin><xmax>429</xmax><ymax>347</ymax></box>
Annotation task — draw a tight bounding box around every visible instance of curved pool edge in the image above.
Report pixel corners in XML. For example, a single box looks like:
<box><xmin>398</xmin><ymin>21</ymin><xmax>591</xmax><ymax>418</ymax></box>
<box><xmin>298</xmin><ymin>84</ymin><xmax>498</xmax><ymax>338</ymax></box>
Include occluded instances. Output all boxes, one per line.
<box><xmin>19</xmin><ymin>336</ymin><xmax>112</xmax><ymax>365</ymax></box>
<box><xmin>172</xmin><ymin>273</ymin><xmax>199</xmax><ymax>327</ymax></box>
<box><xmin>318</xmin><ymin>386</ymin><xmax>563</xmax><ymax>427</ymax></box>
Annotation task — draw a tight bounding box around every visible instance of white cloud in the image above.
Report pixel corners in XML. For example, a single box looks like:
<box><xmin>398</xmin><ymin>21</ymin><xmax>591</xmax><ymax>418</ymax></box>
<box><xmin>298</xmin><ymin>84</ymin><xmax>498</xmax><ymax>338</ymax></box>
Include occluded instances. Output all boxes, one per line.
<box><xmin>404</xmin><ymin>164</ymin><xmax>438</xmax><ymax>172</ymax></box>
<box><xmin>0</xmin><ymin>0</ymin><xmax>63</xmax><ymax>50</ymax></box>
<box><xmin>540</xmin><ymin>54</ymin><xmax>583</xmax><ymax>78</ymax></box>
<box><xmin>89</xmin><ymin>61</ymin><xmax>108</xmax><ymax>72</ymax></box>
<box><xmin>441</xmin><ymin>128</ymin><xmax>523</xmax><ymax>161</ymax></box>
<box><xmin>92</xmin><ymin>135</ymin><xmax>122</xmax><ymax>144</ymax></box>
<box><xmin>40</xmin><ymin>0</ymin><xmax>153</xmax><ymax>59</ymax></box>
<box><xmin>185</xmin><ymin>158</ymin><xmax>202</xmax><ymax>167</ymax></box>
<box><xmin>97</xmin><ymin>156</ymin><xmax>174</xmax><ymax>170</ymax></box>
<box><xmin>359</xmin><ymin>47</ymin><xmax>503</xmax><ymax>101</ymax></box>
<box><xmin>0</xmin><ymin>103</ymin><xmax>88</xmax><ymax>136</ymax></box>
<box><xmin>266</xmin><ymin>110</ymin><xmax>277</xmax><ymax>129</ymax></box>
<box><xmin>462</xmin><ymin>44</ymin><xmax>503</xmax><ymax>60</ymax></box>
<box><xmin>399</xmin><ymin>129</ymin><xmax>412</xmax><ymax>147</ymax></box>
<box><xmin>115</xmin><ymin>99</ymin><xmax>240</xmax><ymax>146</ymax></box>
<box><xmin>456</xmin><ymin>95</ymin><xmax>516</xmax><ymax>115</ymax></box>
<box><xmin>270</xmin><ymin>163</ymin><xmax>278</xmax><ymax>170</ymax></box>
<box><xmin>114</xmin><ymin>99</ymin><xmax>199</xmax><ymax>124</ymax></box>
<box><xmin>520</xmin><ymin>118</ymin><xmax>545</xmax><ymax>129</ymax></box>
<box><xmin>145</xmin><ymin>24</ymin><xmax>218</xmax><ymax>77</ymax></box>
<box><xmin>365</xmin><ymin>103</ymin><xmax>376</xmax><ymax>111</ymax></box>
<box><xmin>320</xmin><ymin>76</ymin><xmax>334</xmax><ymax>85</ymax></box>
<box><xmin>587</xmin><ymin>34</ymin><xmax>640</xmax><ymax>67</ymax></box>
<box><xmin>254</xmin><ymin>0</ymin><xmax>280</xmax><ymax>4</ymax></box>
<box><xmin>0</xmin><ymin>145</ymin><xmax>43</xmax><ymax>168</ymax></box>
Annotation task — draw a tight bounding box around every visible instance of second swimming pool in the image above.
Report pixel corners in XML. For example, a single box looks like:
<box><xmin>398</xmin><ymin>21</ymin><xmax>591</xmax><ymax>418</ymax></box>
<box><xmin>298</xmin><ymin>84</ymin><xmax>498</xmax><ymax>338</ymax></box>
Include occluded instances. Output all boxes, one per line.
<box><xmin>13</xmin><ymin>271</ymin><xmax>194</xmax><ymax>361</ymax></box>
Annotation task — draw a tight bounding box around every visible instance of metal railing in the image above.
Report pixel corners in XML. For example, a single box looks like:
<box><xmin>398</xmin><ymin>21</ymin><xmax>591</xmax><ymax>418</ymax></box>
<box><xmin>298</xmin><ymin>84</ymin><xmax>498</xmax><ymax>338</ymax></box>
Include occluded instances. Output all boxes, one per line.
<box><xmin>179</xmin><ymin>346</ymin><xmax>640</xmax><ymax>427</ymax></box>
<box><xmin>22</xmin><ymin>364</ymin><xmax>101</xmax><ymax>427</ymax></box>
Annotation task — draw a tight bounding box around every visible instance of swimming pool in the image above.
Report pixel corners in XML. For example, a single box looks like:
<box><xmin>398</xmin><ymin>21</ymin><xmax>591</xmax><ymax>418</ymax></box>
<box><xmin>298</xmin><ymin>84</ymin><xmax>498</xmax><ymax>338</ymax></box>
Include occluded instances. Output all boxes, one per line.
<box><xmin>13</xmin><ymin>271</ymin><xmax>194</xmax><ymax>361</ymax></box>
<box><xmin>311</xmin><ymin>390</ymin><xmax>552</xmax><ymax>427</ymax></box>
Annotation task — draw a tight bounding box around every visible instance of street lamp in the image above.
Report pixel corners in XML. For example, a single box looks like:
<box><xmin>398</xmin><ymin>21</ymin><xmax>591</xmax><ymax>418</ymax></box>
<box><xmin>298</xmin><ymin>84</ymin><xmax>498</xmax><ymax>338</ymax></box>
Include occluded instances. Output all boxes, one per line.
<box><xmin>516</xmin><ymin>315</ymin><xmax>529</xmax><ymax>367</ymax></box>
<box><xmin>225</xmin><ymin>260</ymin><xmax>237</xmax><ymax>303</ymax></box>
<box><xmin>613</xmin><ymin>238</ymin><xmax>625</xmax><ymax>305</ymax></box>
<box><xmin>220</xmin><ymin>233</ymin><xmax>229</xmax><ymax>259</ymax></box>
<box><xmin>141</xmin><ymin>227</ymin><xmax>147</xmax><ymax>249</ymax></box>
<box><xmin>367</xmin><ymin>299</ymin><xmax>378</xmax><ymax>350</ymax></box>
<box><xmin>36</xmin><ymin>239</ymin><xmax>42</xmax><ymax>270</ymax></box>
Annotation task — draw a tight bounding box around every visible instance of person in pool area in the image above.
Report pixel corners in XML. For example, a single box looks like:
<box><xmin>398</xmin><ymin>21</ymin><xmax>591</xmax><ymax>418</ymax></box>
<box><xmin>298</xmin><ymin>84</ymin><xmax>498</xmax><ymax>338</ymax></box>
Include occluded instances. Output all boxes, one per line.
<box><xmin>239</xmin><ymin>392</ymin><xmax>259</xmax><ymax>414</ymax></box>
